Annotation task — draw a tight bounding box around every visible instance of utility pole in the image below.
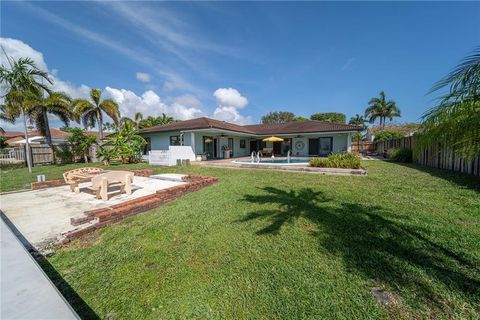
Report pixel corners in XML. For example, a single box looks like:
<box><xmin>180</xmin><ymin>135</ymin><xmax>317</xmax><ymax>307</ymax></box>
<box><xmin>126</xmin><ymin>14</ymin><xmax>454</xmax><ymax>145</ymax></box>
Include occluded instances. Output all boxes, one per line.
<box><xmin>22</xmin><ymin>112</ymin><xmax>33</xmax><ymax>173</ymax></box>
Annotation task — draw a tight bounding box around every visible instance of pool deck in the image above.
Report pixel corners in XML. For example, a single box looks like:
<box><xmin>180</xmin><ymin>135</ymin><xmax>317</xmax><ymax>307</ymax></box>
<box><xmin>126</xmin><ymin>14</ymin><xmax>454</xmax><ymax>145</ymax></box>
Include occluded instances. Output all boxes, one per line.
<box><xmin>193</xmin><ymin>157</ymin><xmax>367</xmax><ymax>175</ymax></box>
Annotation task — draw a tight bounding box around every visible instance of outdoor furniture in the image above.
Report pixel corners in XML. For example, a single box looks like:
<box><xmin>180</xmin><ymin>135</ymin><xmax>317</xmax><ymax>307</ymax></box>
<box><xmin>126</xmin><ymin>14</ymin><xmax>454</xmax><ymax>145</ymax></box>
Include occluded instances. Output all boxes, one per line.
<box><xmin>262</xmin><ymin>148</ymin><xmax>273</xmax><ymax>157</ymax></box>
<box><xmin>63</xmin><ymin>167</ymin><xmax>105</xmax><ymax>193</ymax></box>
<box><xmin>88</xmin><ymin>171</ymin><xmax>133</xmax><ymax>201</ymax></box>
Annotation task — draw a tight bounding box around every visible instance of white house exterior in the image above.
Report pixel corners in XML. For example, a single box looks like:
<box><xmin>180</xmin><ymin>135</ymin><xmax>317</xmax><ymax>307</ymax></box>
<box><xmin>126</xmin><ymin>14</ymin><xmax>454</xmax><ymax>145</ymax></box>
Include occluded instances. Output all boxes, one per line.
<box><xmin>140</xmin><ymin>117</ymin><xmax>362</xmax><ymax>160</ymax></box>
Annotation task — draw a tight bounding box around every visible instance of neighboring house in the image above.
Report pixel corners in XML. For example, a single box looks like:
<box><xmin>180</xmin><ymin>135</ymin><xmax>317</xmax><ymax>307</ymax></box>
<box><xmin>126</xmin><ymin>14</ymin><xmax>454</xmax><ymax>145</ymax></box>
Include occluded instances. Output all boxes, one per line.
<box><xmin>5</xmin><ymin>129</ymin><xmax>106</xmax><ymax>146</ymax></box>
<box><xmin>140</xmin><ymin>117</ymin><xmax>362</xmax><ymax>159</ymax></box>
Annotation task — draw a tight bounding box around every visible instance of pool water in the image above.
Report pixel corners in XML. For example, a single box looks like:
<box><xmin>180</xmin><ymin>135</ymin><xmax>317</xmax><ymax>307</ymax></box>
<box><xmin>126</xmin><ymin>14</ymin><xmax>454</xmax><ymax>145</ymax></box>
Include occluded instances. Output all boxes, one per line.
<box><xmin>233</xmin><ymin>157</ymin><xmax>311</xmax><ymax>165</ymax></box>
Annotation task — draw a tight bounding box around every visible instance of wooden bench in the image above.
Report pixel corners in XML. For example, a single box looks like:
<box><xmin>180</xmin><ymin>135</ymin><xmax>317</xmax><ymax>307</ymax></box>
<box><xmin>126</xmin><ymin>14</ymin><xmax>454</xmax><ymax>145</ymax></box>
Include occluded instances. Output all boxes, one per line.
<box><xmin>63</xmin><ymin>167</ymin><xmax>105</xmax><ymax>193</ymax></box>
<box><xmin>88</xmin><ymin>171</ymin><xmax>133</xmax><ymax>201</ymax></box>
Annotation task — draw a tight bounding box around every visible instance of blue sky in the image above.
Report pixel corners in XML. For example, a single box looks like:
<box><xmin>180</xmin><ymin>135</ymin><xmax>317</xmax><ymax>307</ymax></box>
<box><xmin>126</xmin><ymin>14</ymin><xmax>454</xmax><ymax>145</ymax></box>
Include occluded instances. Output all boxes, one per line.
<box><xmin>1</xmin><ymin>1</ymin><xmax>479</xmax><ymax>130</ymax></box>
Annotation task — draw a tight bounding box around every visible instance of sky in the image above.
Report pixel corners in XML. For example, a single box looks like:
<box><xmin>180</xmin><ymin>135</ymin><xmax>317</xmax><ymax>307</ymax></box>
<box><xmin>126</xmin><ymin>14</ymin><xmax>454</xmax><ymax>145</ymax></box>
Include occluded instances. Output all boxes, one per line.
<box><xmin>1</xmin><ymin>1</ymin><xmax>479</xmax><ymax>131</ymax></box>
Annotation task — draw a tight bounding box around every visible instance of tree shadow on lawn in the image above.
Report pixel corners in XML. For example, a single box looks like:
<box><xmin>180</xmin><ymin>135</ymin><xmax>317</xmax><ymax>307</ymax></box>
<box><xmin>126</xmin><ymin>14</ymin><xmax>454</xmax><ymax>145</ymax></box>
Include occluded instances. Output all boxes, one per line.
<box><xmin>239</xmin><ymin>187</ymin><xmax>480</xmax><ymax>311</ymax></box>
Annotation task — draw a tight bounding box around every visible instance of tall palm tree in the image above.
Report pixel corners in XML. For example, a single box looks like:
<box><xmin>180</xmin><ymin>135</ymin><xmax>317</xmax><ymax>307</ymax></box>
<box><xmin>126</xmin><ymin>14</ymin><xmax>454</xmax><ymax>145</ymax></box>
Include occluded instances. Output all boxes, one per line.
<box><xmin>348</xmin><ymin>114</ymin><xmax>366</xmax><ymax>127</ymax></box>
<box><xmin>72</xmin><ymin>88</ymin><xmax>120</xmax><ymax>140</ymax></box>
<box><xmin>364</xmin><ymin>91</ymin><xmax>401</xmax><ymax>129</ymax></box>
<box><xmin>0</xmin><ymin>56</ymin><xmax>51</xmax><ymax>172</ymax></box>
<box><xmin>24</xmin><ymin>91</ymin><xmax>73</xmax><ymax>145</ymax></box>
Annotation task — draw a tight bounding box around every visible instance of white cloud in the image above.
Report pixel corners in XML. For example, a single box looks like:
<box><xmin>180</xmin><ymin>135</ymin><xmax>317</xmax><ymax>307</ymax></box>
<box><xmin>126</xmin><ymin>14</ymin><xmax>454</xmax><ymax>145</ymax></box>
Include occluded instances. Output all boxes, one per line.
<box><xmin>212</xmin><ymin>88</ymin><xmax>251</xmax><ymax>124</ymax></box>
<box><xmin>136</xmin><ymin>72</ymin><xmax>151</xmax><ymax>82</ymax></box>
<box><xmin>213</xmin><ymin>88</ymin><xmax>248</xmax><ymax>109</ymax></box>
<box><xmin>104</xmin><ymin>87</ymin><xmax>204</xmax><ymax>121</ymax></box>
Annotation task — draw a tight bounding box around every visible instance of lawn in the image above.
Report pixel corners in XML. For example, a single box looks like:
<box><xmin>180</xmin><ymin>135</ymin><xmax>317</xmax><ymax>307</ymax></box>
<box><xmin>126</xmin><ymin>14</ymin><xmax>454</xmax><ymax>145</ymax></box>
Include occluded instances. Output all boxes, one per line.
<box><xmin>2</xmin><ymin>161</ymin><xmax>479</xmax><ymax>319</ymax></box>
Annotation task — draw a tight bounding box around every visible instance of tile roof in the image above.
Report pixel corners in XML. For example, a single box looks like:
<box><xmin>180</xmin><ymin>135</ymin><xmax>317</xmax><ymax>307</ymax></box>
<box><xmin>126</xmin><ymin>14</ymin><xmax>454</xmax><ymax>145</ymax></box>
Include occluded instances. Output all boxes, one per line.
<box><xmin>140</xmin><ymin>117</ymin><xmax>362</xmax><ymax>135</ymax></box>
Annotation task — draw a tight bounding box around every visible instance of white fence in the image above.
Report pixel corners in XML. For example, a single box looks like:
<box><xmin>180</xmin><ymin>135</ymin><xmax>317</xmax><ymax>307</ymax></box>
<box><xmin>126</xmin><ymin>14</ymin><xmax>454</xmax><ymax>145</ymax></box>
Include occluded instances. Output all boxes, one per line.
<box><xmin>0</xmin><ymin>149</ymin><xmax>25</xmax><ymax>164</ymax></box>
<box><xmin>148</xmin><ymin>146</ymin><xmax>196</xmax><ymax>166</ymax></box>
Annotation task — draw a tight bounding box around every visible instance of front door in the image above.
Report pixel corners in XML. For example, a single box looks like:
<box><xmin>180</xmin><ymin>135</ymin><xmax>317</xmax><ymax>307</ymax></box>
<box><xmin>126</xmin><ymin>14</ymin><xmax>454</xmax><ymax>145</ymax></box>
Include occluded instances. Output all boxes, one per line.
<box><xmin>309</xmin><ymin>138</ymin><xmax>319</xmax><ymax>156</ymax></box>
<box><xmin>319</xmin><ymin>137</ymin><xmax>333</xmax><ymax>156</ymax></box>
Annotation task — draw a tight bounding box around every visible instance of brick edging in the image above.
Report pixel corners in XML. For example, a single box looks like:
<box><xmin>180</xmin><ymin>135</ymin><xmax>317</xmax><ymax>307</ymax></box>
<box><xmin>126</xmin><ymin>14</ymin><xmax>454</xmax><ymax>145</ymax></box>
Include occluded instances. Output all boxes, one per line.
<box><xmin>60</xmin><ymin>175</ymin><xmax>218</xmax><ymax>243</ymax></box>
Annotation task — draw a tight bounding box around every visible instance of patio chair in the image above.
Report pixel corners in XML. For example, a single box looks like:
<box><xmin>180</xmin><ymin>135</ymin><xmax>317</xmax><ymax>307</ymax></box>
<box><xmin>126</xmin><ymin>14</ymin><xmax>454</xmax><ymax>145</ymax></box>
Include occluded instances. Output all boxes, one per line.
<box><xmin>88</xmin><ymin>171</ymin><xmax>133</xmax><ymax>200</ymax></box>
<box><xmin>63</xmin><ymin>167</ymin><xmax>104</xmax><ymax>193</ymax></box>
<box><xmin>262</xmin><ymin>148</ymin><xmax>273</xmax><ymax>157</ymax></box>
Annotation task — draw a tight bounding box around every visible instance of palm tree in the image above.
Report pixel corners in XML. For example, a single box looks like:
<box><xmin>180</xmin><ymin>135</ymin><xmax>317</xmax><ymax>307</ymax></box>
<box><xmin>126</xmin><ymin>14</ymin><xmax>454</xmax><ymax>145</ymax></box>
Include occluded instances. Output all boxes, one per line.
<box><xmin>24</xmin><ymin>91</ymin><xmax>73</xmax><ymax>145</ymax></box>
<box><xmin>421</xmin><ymin>47</ymin><xmax>480</xmax><ymax>158</ymax></box>
<box><xmin>348</xmin><ymin>114</ymin><xmax>366</xmax><ymax>128</ymax></box>
<box><xmin>72</xmin><ymin>88</ymin><xmax>120</xmax><ymax>140</ymax></box>
<box><xmin>139</xmin><ymin>113</ymin><xmax>174</xmax><ymax>128</ymax></box>
<box><xmin>0</xmin><ymin>56</ymin><xmax>51</xmax><ymax>172</ymax></box>
<box><xmin>364</xmin><ymin>91</ymin><xmax>401</xmax><ymax>129</ymax></box>
<box><xmin>134</xmin><ymin>112</ymin><xmax>143</xmax><ymax>129</ymax></box>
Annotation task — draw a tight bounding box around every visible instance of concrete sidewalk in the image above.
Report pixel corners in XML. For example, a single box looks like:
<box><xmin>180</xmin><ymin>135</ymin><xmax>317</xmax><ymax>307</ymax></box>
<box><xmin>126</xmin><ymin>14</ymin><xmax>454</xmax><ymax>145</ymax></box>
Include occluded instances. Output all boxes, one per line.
<box><xmin>1</xmin><ymin>217</ymin><xmax>79</xmax><ymax>319</ymax></box>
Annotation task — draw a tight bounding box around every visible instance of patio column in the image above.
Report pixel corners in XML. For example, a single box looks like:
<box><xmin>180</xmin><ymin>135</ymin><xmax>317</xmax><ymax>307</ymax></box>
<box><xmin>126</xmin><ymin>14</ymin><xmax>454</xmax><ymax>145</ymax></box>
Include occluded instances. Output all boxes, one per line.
<box><xmin>190</xmin><ymin>132</ymin><xmax>196</xmax><ymax>155</ymax></box>
<box><xmin>347</xmin><ymin>133</ymin><xmax>352</xmax><ymax>152</ymax></box>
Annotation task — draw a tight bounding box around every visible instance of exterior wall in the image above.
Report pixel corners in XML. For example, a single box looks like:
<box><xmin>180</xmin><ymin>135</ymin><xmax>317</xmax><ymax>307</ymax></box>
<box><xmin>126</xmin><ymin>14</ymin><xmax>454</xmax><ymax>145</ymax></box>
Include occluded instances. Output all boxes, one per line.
<box><xmin>291</xmin><ymin>133</ymin><xmax>350</xmax><ymax>156</ymax></box>
<box><xmin>142</xmin><ymin>130</ymin><xmax>352</xmax><ymax>158</ymax></box>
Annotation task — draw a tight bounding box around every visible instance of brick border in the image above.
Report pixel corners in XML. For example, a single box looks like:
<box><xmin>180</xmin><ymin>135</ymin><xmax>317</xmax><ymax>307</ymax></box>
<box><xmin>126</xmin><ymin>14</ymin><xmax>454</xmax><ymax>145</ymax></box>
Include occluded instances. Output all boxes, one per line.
<box><xmin>60</xmin><ymin>175</ymin><xmax>218</xmax><ymax>243</ymax></box>
<box><xmin>31</xmin><ymin>169</ymin><xmax>154</xmax><ymax>190</ymax></box>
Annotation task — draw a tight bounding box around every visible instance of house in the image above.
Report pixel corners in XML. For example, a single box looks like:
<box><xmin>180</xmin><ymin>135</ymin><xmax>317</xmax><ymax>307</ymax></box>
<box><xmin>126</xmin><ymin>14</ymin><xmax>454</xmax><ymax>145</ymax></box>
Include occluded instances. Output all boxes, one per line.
<box><xmin>6</xmin><ymin>129</ymin><xmax>106</xmax><ymax>146</ymax></box>
<box><xmin>140</xmin><ymin>117</ymin><xmax>362</xmax><ymax>159</ymax></box>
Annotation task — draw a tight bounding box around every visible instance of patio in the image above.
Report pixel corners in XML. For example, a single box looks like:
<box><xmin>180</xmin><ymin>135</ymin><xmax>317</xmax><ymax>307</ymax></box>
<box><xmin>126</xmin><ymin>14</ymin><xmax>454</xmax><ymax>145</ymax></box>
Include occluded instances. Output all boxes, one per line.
<box><xmin>0</xmin><ymin>176</ymin><xmax>186</xmax><ymax>249</ymax></box>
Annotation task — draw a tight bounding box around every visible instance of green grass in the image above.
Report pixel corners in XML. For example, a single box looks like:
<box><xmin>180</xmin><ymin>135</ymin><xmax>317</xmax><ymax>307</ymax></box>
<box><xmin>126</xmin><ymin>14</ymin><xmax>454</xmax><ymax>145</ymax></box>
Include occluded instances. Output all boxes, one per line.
<box><xmin>3</xmin><ymin>161</ymin><xmax>480</xmax><ymax>319</ymax></box>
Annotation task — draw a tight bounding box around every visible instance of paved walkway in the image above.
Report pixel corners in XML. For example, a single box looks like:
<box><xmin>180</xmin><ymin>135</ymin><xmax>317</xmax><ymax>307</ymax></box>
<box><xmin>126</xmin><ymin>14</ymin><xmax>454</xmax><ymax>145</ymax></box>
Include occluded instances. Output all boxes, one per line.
<box><xmin>0</xmin><ymin>218</ymin><xmax>79</xmax><ymax>319</ymax></box>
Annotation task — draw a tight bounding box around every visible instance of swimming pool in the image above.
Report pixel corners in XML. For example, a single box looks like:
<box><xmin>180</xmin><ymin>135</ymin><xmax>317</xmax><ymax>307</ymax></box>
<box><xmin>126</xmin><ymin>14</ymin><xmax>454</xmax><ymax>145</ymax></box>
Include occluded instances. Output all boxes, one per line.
<box><xmin>232</xmin><ymin>157</ymin><xmax>311</xmax><ymax>165</ymax></box>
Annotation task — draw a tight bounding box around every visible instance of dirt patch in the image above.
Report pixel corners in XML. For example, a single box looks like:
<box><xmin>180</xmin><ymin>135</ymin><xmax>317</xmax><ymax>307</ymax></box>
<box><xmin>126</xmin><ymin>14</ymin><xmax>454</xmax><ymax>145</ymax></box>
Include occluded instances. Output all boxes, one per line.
<box><xmin>55</xmin><ymin>230</ymin><xmax>102</xmax><ymax>253</ymax></box>
<box><xmin>371</xmin><ymin>286</ymin><xmax>414</xmax><ymax>319</ymax></box>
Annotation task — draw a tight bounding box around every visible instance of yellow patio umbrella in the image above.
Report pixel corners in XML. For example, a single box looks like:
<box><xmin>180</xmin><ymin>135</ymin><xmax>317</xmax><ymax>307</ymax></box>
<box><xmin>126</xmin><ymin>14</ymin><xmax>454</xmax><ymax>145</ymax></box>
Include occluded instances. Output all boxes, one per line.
<box><xmin>262</xmin><ymin>136</ymin><xmax>284</xmax><ymax>142</ymax></box>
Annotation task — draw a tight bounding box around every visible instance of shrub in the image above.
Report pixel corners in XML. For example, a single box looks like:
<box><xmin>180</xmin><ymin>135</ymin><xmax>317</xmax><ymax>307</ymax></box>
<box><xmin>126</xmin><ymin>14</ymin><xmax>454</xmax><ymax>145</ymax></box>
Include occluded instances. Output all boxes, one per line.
<box><xmin>55</xmin><ymin>144</ymin><xmax>74</xmax><ymax>163</ymax></box>
<box><xmin>374</xmin><ymin>131</ymin><xmax>405</xmax><ymax>142</ymax></box>
<box><xmin>387</xmin><ymin>148</ymin><xmax>413</xmax><ymax>162</ymax></box>
<box><xmin>309</xmin><ymin>152</ymin><xmax>361</xmax><ymax>169</ymax></box>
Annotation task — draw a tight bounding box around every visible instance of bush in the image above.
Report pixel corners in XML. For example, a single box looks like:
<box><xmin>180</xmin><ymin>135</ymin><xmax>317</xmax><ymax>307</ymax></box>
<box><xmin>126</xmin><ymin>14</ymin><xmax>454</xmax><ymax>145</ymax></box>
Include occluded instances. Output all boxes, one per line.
<box><xmin>387</xmin><ymin>148</ymin><xmax>413</xmax><ymax>162</ymax></box>
<box><xmin>374</xmin><ymin>131</ymin><xmax>405</xmax><ymax>142</ymax></box>
<box><xmin>309</xmin><ymin>152</ymin><xmax>361</xmax><ymax>169</ymax></box>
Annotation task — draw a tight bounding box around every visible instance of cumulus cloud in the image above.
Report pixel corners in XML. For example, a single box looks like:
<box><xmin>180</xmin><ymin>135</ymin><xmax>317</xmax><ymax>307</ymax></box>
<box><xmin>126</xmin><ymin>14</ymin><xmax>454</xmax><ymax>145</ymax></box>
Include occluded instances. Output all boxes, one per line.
<box><xmin>212</xmin><ymin>88</ymin><xmax>251</xmax><ymax>124</ymax></box>
<box><xmin>136</xmin><ymin>72</ymin><xmax>151</xmax><ymax>82</ymax></box>
<box><xmin>104</xmin><ymin>87</ymin><xmax>204</xmax><ymax>121</ymax></box>
<box><xmin>0</xmin><ymin>37</ymin><xmax>91</xmax><ymax>100</ymax></box>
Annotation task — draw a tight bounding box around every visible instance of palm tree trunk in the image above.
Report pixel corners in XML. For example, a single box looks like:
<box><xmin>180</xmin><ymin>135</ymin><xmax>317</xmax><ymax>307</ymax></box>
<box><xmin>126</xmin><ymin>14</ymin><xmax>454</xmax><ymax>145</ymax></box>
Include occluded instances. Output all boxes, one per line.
<box><xmin>97</xmin><ymin>109</ymin><xmax>104</xmax><ymax>140</ymax></box>
<box><xmin>22</xmin><ymin>111</ymin><xmax>33</xmax><ymax>173</ymax></box>
<box><xmin>42</xmin><ymin>108</ymin><xmax>52</xmax><ymax>145</ymax></box>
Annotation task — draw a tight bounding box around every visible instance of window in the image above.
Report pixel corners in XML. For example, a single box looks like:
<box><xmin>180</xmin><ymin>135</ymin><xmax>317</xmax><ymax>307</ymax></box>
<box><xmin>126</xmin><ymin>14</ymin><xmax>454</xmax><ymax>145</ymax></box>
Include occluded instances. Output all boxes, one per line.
<box><xmin>240</xmin><ymin>139</ymin><xmax>246</xmax><ymax>148</ymax></box>
<box><xmin>170</xmin><ymin>135</ymin><xmax>181</xmax><ymax>146</ymax></box>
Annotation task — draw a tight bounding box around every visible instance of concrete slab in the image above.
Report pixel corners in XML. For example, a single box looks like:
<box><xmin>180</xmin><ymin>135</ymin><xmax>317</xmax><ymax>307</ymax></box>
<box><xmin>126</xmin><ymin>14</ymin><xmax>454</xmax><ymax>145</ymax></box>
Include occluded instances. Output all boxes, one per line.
<box><xmin>0</xmin><ymin>177</ymin><xmax>185</xmax><ymax>248</ymax></box>
<box><xmin>0</xmin><ymin>218</ymin><xmax>79</xmax><ymax>319</ymax></box>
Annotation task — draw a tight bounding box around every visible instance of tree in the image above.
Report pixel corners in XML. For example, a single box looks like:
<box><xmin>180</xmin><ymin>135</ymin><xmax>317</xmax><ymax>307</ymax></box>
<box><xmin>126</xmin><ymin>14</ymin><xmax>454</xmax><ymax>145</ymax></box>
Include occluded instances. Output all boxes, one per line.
<box><xmin>0</xmin><ymin>56</ymin><xmax>51</xmax><ymax>172</ymax></box>
<box><xmin>261</xmin><ymin>111</ymin><xmax>296</xmax><ymax>124</ymax></box>
<box><xmin>139</xmin><ymin>113</ymin><xmax>175</xmax><ymax>128</ymax></box>
<box><xmin>72</xmin><ymin>88</ymin><xmax>120</xmax><ymax>140</ymax></box>
<box><xmin>65</xmin><ymin>128</ymin><xmax>97</xmax><ymax>163</ymax></box>
<box><xmin>293</xmin><ymin>116</ymin><xmax>309</xmax><ymax>122</ymax></box>
<box><xmin>310</xmin><ymin>112</ymin><xmax>346</xmax><ymax>124</ymax></box>
<box><xmin>364</xmin><ymin>91</ymin><xmax>400</xmax><ymax>129</ymax></box>
<box><xmin>420</xmin><ymin>47</ymin><xmax>480</xmax><ymax>158</ymax></box>
<box><xmin>102</xmin><ymin>122</ymin><xmax>146</xmax><ymax>163</ymax></box>
<box><xmin>348</xmin><ymin>114</ymin><xmax>366</xmax><ymax>127</ymax></box>
<box><xmin>0</xmin><ymin>136</ymin><xmax>8</xmax><ymax>149</ymax></box>
<box><xmin>24</xmin><ymin>91</ymin><xmax>73</xmax><ymax>145</ymax></box>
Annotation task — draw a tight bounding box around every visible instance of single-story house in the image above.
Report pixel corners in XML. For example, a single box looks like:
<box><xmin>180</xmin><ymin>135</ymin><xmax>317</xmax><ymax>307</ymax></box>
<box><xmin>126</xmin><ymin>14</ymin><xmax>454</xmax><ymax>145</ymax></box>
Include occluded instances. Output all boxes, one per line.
<box><xmin>140</xmin><ymin>117</ymin><xmax>362</xmax><ymax>159</ymax></box>
<box><xmin>6</xmin><ymin>129</ymin><xmax>106</xmax><ymax>146</ymax></box>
